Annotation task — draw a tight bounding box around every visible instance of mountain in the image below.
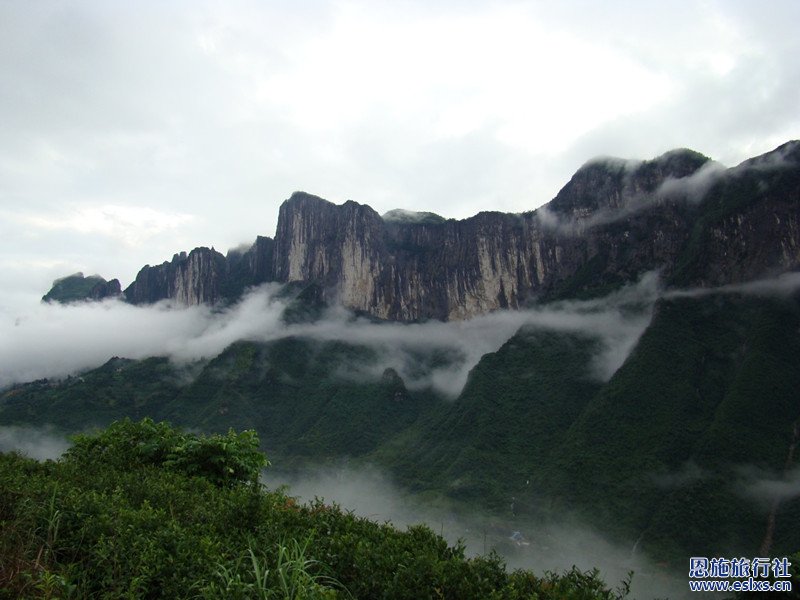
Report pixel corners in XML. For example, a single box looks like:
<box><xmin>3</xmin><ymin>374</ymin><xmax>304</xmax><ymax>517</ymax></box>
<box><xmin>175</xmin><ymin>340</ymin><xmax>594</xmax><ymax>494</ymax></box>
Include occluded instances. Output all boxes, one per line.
<box><xmin>15</xmin><ymin>141</ymin><xmax>800</xmax><ymax>570</ymax></box>
<box><xmin>42</xmin><ymin>272</ymin><xmax>121</xmax><ymax>304</ymax></box>
<box><xmin>7</xmin><ymin>287</ymin><xmax>800</xmax><ymax>566</ymax></box>
<box><xmin>381</xmin><ymin>291</ymin><xmax>800</xmax><ymax>561</ymax></box>
<box><xmin>121</xmin><ymin>238</ymin><xmax>277</xmax><ymax>306</ymax></box>
<box><xmin>108</xmin><ymin>141</ymin><xmax>800</xmax><ymax>321</ymax></box>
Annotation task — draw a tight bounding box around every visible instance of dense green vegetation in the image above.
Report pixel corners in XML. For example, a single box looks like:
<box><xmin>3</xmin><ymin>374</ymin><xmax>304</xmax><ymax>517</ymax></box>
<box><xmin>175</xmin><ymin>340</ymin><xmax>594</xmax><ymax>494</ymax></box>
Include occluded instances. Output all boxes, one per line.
<box><xmin>377</xmin><ymin>328</ymin><xmax>604</xmax><ymax>510</ymax></box>
<box><xmin>41</xmin><ymin>274</ymin><xmax>109</xmax><ymax>304</ymax></box>
<box><xmin>374</xmin><ymin>293</ymin><xmax>800</xmax><ymax>566</ymax></box>
<box><xmin>0</xmin><ymin>419</ymin><xmax>635</xmax><ymax>599</ymax></box>
<box><xmin>0</xmin><ymin>337</ymin><xmax>432</xmax><ymax>469</ymax></box>
<box><xmin>541</xmin><ymin>295</ymin><xmax>800</xmax><ymax>561</ymax></box>
<box><xmin>3</xmin><ymin>292</ymin><xmax>800</xmax><ymax>571</ymax></box>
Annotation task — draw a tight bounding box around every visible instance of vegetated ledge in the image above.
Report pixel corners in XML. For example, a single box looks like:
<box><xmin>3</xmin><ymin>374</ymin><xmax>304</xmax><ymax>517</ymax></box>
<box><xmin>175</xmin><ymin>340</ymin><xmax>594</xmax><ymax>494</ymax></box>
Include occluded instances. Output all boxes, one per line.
<box><xmin>42</xmin><ymin>272</ymin><xmax>121</xmax><ymax>304</ymax></box>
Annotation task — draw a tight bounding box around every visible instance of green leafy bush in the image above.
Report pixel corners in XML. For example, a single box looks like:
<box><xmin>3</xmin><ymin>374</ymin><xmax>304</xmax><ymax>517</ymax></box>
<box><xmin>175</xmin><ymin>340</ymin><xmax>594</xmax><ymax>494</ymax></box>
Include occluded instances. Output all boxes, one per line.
<box><xmin>65</xmin><ymin>417</ymin><xmax>268</xmax><ymax>487</ymax></box>
<box><xmin>0</xmin><ymin>419</ymin><xmax>640</xmax><ymax>599</ymax></box>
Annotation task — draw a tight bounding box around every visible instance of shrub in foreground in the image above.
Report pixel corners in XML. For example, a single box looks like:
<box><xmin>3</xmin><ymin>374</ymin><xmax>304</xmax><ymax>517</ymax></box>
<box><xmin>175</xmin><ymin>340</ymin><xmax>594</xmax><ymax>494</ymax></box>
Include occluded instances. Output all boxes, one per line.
<box><xmin>0</xmin><ymin>418</ymin><xmax>634</xmax><ymax>599</ymax></box>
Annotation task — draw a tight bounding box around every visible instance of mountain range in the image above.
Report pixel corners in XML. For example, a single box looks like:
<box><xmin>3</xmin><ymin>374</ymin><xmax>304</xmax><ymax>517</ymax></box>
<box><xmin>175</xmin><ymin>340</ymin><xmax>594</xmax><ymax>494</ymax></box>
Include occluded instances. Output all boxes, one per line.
<box><xmin>13</xmin><ymin>140</ymin><xmax>800</xmax><ymax>569</ymax></box>
<box><xmin>45</xmin><ymin>141</ymin><xmax>800</xmax><ymax>319</ymax></box>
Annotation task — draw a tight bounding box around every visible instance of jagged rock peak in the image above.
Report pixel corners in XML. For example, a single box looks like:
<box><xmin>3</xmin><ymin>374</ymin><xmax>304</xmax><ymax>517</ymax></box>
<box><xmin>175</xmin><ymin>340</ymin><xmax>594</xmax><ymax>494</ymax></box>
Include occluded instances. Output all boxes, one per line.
<box><xmin>124</xmin><ymin>246</ymin><xmax>228</xmax><ymax>306</ymax></box>
<box><xmin>273</xmin><ymin>191</ymin><xmax>386</xmax><ymax>310</ymax></box>
<box><xmin>284</xmin><ymin>190</ymin><xmax>335</xmax><ymax>208</ymax></box>
<box><xmin>280</xmin><ymin>191</ymin><xmax>381</xmax><ymax>220</ymax></box>
<box><xmin>735</xmin><ymin>140</ymin><xmax>800</xmax><ymax>170</ymax></box>
<box><xmin>548</xmin><ymin>148</ymin><xmax>711</xmax><ymax>217</ymax></box>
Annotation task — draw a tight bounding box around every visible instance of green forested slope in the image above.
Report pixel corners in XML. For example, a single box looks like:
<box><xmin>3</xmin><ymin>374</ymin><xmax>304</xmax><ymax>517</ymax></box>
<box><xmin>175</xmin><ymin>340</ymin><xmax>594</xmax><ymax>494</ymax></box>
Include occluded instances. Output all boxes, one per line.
<box><xmin>538</xmin><ymin>294</ymin><xmax>799</xmax><ymax>561</ymax></box>
<box><xmin>2</xmin><ymin>293</ymin><xmax>799</xmax><ymax>566</ymax></box>
<box><xmin>1</xmin><ymin>420</ymin><xmax>636</xmax><ymax>599</ymax></box>
<box><xmin>376</xmin><ymin>328</ymin><xmax>603</xmax><ymax>511</ymax></box>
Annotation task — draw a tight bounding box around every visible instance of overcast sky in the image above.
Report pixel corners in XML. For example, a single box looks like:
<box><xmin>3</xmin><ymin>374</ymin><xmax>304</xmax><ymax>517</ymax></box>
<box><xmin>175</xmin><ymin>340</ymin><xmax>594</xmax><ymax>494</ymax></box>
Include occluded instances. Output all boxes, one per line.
<box><xmin>1</xmin><ymin>0</ymin><xmax>799</xmax><ymax>307</ymax></box>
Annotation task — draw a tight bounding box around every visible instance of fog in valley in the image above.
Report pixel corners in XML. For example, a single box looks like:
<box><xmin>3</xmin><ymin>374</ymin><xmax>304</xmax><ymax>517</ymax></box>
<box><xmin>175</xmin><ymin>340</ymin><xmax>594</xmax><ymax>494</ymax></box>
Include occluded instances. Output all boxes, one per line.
<box><xmin>263</xmin><ymin>463</ymin><xmax>689</xmax><ymax>600</ymax></box>
<box><xmin>3</xmin><ymin>272</ymin><xmax>800</xmax><ymax>600</ymax></box>
<box><xmin>0</xmin><ymin>273</ymin><xmax>664</xmax><ymax>394</ymax></box>
<box><xmin>4</xmin><ymin>269</ymin><xmax>798</xmax><ymax>394</ymax></box>
<box><xmin>0</xmin><ymin>424</ymin><xmax>70</xmax><ymax>461</ymax></box>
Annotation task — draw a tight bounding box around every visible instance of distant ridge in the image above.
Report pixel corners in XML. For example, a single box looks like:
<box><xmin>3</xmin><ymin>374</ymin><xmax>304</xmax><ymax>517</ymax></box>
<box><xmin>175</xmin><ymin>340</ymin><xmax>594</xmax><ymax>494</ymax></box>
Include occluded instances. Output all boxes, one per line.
<box><xmin>47</xmin><ymin>142</ymin><xmax>800</xmax><ymax>320</ymax></box>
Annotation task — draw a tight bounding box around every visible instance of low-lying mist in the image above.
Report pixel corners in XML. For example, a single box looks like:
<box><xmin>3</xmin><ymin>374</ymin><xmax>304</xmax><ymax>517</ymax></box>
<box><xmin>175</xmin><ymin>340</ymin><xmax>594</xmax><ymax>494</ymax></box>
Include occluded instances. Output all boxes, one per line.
<box><xmin>0</xmin><ymin>425</ymin><xmax>70</xmax><ymax>460</ymax></box>
<box><xmin>0</xmin><ymin>275</ymin><xmax>662</xmax><ymax>395</ymax></box>
<box><xmin>3</xmin><ymin>271</ymin><xmax>798</xmax><ymax>396</ymax></box>
<box><xmin>263</xmin><ymin>463</ymin><xmax>689</xmax><ymax>600</ymax></box>
<box><xmin>0</xmin><ymin>426</ymin><xmax>690</xmax><ymax>598</ymax></box>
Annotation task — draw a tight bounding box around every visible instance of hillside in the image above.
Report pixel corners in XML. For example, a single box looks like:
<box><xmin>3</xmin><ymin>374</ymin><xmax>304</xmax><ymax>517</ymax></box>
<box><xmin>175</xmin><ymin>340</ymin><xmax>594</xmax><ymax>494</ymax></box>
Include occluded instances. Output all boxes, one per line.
<box><xmin>13</xmin><ymin>141</ymin><xmax>800</xmax><ymax>577</ymax></box>
<box><xmin>1</xmin><ymin>419</ymin><xmax>641</xmax><ymax>599</ymax></box>
<box><xmin>5</xmin><ymin>282</ymin><xmax>800</xmax><ymax>569</ymax></box>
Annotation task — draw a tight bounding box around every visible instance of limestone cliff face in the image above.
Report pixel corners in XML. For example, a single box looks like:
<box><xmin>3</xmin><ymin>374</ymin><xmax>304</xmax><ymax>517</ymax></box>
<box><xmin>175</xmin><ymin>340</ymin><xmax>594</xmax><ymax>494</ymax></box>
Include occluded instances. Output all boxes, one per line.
<box><xmin>124</xmin><ymin>236</ymin><xmax>276</xmax><ymax>306</ymax></box>
<box><xmin>266</xmin><ymin>149</ymin><xmax>710</xmax><ymax>319</ymax></box>
<box><xmin>243</xmin><ymin>236</ymin><xmax>275</xmax><ymax>285</ymax></box>
<box><xmin>378</xmin><ymin>210</ymin><xmax>582</xmax><ymax>320</ymax></box>
<box><xmin>124</xmin><ymin>247</ymin><xmax>229</xmax><ymax>305</ymax></box>
<box><xmin>273</xmin><ymin>194</ymin><xmax>387</xmax><ymax>315</ymax></box>
<box><xmin>268</xmin><ymin>143</ymin><xmax>800</xmax><ymax>319</ymax></box>
<box><xmin>272</xmin><ymin>193</ymin><xmax>580</xmax><ymax>320</ymax></box>
<box><xmin>268</xmin><ymin>188</ymin><xmax>669</xmax><ymax>320</ymax></box>
<box><xmin>118</xmin><ymin>141</ymin><xmax>800</xmax><ymax>319</ymax></box>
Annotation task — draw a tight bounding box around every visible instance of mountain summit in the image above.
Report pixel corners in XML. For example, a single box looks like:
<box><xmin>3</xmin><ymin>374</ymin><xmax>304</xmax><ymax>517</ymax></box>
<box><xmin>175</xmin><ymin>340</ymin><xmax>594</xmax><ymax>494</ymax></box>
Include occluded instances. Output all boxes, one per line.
<box><xmin>47</xmin><ymin>142</ymin><xmax>800</xmax><ymax>319</ymax></box>
<box><xmin>23</xmin><ymin>142</ymin><xmax>800</xmax><ymax>567</ymax></box>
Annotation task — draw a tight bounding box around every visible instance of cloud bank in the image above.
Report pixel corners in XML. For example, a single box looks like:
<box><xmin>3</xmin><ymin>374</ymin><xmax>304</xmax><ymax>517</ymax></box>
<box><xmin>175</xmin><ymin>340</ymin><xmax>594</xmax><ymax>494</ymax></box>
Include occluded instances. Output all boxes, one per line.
<box><xmin>1</xmin><ymin>1</ymin><xmax>800</xmax><ymax>295</ymax></box>
<box><xmin>1</xmin><ymin>276</ymin><xmax>661</xmax><ymax>396</ymax></box>
<box><xmin>2</xmin><ymin>270</ymin><xmax>797</xmax><ymax>396</ymax></box>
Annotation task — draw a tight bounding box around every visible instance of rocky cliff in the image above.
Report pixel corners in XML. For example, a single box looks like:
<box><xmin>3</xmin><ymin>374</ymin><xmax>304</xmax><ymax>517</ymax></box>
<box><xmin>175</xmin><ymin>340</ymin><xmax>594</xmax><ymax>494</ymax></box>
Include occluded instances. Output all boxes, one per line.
<box><xmin>116</xmin><ymin>141</ymin><xmax>800</xmax><ymax>319</ymax></box>
<box><xmin>123</xmin><ymin>236</ymin><xmax>277</xmax><ymax>306</ymax></box>
<box><xmin>123</xmin><ymin>247</ymin><xmax>228</xmax><ymax>305</ymax></box>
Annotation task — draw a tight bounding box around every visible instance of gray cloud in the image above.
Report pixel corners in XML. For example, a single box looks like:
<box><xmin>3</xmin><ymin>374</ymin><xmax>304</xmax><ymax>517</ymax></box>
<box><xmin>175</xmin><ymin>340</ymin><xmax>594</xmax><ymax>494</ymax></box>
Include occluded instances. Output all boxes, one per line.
<box><xmin>1</xmin><ymin>1</ymin><xmax>799</xmax><ymax>295</ymax></box>
<box><xmin>655</xmin><ymin>160</ymin><xmax>727</xmax><ymax>203</ymax></box>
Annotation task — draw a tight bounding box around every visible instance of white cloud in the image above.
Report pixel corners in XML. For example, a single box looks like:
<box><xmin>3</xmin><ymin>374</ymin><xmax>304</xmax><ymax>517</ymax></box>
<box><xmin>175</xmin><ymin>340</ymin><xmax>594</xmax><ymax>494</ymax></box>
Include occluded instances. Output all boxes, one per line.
<box><xmin>665</xmin><ymin>271</ymin><xmax>800</xmax><ymax>300</ymax></box>
<box><xmin>0</xmin><ymin>276</ymin><xmax>659</xmax><ymax>396</ymax></box>
<box><xmin>7</xmin><ymin>205</ymin><xmax>194</xmax><ymax>247</ymax></box>
<box><xmin>258</xmin><ymin>3</ymin><xmax>673</xmax><ymax>154</ymax></box>
<box><xmin>6</xmin><ymin>269</ymin><xmax>797</xmax><ymax>398</ymax></box>
<box><xmin>738</xmin><ymin>465</ymin><xmax>800</xmax><ymax>508</ymax></box>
